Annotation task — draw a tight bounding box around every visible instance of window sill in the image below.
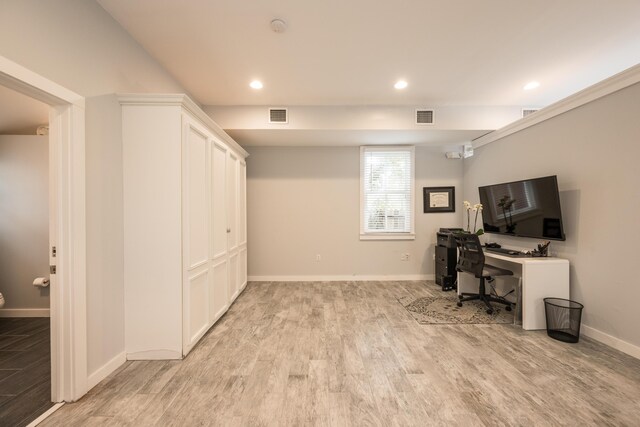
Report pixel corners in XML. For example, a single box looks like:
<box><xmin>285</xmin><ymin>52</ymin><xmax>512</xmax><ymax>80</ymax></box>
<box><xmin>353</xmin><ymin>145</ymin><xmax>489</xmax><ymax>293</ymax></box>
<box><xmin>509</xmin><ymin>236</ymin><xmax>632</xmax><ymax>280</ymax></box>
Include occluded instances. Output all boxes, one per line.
<box><xmin>360</xmin><ymin>233</ymin><xmax>416</xmax><ymax>241</ymax></box>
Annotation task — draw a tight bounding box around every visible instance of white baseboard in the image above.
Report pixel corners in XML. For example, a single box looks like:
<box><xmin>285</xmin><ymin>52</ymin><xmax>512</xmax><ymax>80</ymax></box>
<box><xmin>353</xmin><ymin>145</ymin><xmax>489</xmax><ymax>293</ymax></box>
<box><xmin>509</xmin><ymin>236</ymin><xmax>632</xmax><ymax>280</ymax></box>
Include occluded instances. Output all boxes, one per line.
<box><xmin>126</xmin><ymin>349</ymin><xmax>182</xmax><ymax>361</ymax></box>
<box><xmin>248</xmin><ymin>274</ymin><xmax>435</xmax><ymax>282</ymax></box>
<box><xmin>581</xmin><ymin>324</ymin><xmax>640</xmax><ymax>360</ymax></box>
<box><xmin>87</xmin><ymin>351</ymin><xmax>126</xmax><ymax>391</ymax></box>
<box><xmin>0</xmin><ymin>308</ymin><xmax>50</xmax><ymax>317</ymax></box>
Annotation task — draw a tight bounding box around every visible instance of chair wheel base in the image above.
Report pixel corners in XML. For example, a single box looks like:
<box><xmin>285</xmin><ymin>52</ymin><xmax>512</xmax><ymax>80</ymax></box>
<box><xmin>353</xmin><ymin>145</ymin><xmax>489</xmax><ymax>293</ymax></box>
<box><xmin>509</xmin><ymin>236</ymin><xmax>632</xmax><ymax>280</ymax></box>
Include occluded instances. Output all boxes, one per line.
<box><xmin>505</xmin><ymin>305</ymin><xmax>512</xmax><ymax>312</ymax></box>
<box><xmin>486</xmin><ymin>309</ymin><xmax>494</xmax><ymax>315</ymax></box>
<box><xmin>456</xmin><ymin>302</ymin><xmax>462</xmax><ymax>307</ymax></box>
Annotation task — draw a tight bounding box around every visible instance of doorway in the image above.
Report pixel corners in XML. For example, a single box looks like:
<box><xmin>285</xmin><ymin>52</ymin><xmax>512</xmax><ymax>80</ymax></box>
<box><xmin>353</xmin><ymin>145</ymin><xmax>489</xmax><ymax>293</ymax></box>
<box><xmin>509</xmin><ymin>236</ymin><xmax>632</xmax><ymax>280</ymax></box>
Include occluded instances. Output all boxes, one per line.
<box><xmin>0</xmin><ymin>55</ymin><xmax>87</xmax><ymax>413</ymax></box>
<box><xmin>0</xmin><ymin>88</ymin><xmax>52</xmax><ymax>424</ymax></box>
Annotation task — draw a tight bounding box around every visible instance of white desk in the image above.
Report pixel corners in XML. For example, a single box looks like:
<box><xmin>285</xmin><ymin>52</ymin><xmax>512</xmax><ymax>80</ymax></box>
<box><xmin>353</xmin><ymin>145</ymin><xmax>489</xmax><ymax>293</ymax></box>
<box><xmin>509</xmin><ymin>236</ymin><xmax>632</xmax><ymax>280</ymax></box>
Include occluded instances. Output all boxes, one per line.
<box><xmin>458</xmin><ymin>252</ymin><xmax>569</xmax><ymax>330</ymax></box>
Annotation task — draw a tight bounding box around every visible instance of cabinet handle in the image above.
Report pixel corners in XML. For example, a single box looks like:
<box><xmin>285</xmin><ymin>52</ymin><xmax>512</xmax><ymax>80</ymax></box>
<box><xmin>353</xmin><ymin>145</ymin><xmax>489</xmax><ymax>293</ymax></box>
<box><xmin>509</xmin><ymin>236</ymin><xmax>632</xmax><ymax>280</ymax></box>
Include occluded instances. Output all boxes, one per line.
<box><xmin>227</xmin><ymin>228</ymin><xmax>231</xmax><ymax>233</ymax></box>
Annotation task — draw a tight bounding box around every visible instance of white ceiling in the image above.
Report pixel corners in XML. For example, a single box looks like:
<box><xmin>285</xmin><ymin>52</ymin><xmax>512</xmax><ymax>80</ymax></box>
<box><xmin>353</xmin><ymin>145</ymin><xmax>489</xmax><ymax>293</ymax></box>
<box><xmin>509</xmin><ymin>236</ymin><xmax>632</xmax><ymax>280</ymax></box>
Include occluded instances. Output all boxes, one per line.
<box><xmin>0</xmin><ymin>85</ymin><xmax>48</xmax><ymax>135</ymax></box>
<box><xmin>99</xmin><ymin>0</ymin><xmax>640</xmax><ymax>107</ymax></box>
<box><xmin>0</xmin><ymin>1</ymin><xmax>635</xmax><ymax>145</ymax></box>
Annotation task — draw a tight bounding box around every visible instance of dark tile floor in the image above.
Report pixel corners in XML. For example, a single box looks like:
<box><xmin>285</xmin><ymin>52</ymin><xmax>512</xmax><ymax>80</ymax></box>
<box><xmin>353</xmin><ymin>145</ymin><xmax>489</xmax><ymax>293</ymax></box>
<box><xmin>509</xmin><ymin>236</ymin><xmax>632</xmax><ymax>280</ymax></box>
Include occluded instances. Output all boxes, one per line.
<box><xmin>0</xmin><ymin>317</ymin><xmax>53</xmax><ymax>427</ymax></box>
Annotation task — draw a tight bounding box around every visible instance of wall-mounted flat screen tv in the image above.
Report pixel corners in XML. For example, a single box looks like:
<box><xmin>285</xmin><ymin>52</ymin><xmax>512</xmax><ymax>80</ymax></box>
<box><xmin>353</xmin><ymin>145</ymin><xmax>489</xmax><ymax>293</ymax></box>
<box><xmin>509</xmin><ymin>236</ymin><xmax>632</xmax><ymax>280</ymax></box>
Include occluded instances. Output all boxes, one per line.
<box><xmin>478</xmin><ymin>175</ymin><xmax>565</xmax><ymax>240</ymax></box>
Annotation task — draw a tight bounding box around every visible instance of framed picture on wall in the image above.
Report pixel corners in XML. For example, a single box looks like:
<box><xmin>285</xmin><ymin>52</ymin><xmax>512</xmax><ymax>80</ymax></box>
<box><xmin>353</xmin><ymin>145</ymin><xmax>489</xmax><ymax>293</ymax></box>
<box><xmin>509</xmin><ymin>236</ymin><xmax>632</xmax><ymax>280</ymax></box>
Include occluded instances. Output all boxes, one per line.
<box><xmin>423</xmin><ymin>187</ymin><xmax>455</xmax><ymax>213</ymax></box>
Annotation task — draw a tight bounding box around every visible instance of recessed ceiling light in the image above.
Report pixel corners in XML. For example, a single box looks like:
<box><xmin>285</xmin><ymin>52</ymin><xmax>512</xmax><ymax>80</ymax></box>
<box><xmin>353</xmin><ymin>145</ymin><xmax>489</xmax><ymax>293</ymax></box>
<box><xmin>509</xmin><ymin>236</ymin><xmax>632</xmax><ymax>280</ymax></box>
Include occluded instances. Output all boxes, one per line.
<box><xmin>250</xmin><ymin>80</ymin><xmax>263</xmax><ymax>89</ymax></box>
<box><xmin>394</xmin><ymin>80</ymin><xmax>408</xmax><ymax>90</ymax></box>
<box><xmin>523</xmin><ymin>81</ymin><xmax>540</xmax><ymax>90</ymax></box>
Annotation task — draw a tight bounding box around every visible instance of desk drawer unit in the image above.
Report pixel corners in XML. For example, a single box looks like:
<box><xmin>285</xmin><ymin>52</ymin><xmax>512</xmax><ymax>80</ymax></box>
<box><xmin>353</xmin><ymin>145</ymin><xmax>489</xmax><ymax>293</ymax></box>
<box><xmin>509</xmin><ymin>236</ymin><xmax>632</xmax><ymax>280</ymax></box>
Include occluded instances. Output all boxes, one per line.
<box><xmin>436</xmin><ymin>233</ymin><xmax>451</xmax><ymax>248</ymax></box>
<box><xmin>435</xmin><ymin>233</ymin><xmax>458</xmax><ymax>291</ymax></box>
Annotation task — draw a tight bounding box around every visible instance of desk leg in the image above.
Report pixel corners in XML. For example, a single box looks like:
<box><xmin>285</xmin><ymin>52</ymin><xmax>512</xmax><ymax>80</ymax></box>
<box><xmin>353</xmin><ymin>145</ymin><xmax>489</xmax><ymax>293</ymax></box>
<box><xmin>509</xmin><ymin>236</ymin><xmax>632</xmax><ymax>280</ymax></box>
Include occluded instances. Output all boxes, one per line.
<box><xmin>521</xmin><ymin>263</ymin><xmax>570</xmax><ymax>330</ymax></box>
<box><xmin>514</xmin><ymin>277</ymin><xmax>523</xmax><ymax>326</ymax></box>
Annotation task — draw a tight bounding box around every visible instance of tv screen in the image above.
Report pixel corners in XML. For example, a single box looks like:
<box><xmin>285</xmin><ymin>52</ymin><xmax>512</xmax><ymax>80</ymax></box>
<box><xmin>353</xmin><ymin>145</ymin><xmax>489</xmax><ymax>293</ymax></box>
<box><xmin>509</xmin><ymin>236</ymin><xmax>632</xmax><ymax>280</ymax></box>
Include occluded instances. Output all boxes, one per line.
<box><xmin>478</xmin><ymin>175</ymin><xmax>565</xmax><ymax>241</ymax></box>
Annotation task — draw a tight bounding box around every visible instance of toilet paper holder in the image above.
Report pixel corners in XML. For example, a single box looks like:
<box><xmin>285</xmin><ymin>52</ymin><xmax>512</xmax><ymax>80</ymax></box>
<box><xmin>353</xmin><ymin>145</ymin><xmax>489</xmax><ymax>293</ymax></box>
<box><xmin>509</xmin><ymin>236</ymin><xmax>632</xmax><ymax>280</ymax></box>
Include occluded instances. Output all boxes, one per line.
<box><xmin>33</xmin><ymin>277</ymin><xmax>50</xmax><ymax>288</ymax></box>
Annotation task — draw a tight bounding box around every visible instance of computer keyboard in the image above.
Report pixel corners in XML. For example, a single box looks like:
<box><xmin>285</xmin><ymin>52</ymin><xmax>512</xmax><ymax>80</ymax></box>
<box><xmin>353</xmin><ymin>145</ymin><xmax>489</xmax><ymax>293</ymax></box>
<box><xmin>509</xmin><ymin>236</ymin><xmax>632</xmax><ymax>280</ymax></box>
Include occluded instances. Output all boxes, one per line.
<box><xmin>486</xmin><ymin>247</ymin><xmax>522</xmax><ymax>256</ymax></box>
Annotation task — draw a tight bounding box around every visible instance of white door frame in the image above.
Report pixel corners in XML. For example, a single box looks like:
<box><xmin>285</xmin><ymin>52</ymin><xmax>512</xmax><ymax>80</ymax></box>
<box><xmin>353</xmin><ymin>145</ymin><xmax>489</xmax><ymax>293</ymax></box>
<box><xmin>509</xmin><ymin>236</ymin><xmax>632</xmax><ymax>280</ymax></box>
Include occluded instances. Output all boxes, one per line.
<box><xmin>0</xmin><ymin>56</ymin><xmax>87</xmax><ymax>402</ymax></box>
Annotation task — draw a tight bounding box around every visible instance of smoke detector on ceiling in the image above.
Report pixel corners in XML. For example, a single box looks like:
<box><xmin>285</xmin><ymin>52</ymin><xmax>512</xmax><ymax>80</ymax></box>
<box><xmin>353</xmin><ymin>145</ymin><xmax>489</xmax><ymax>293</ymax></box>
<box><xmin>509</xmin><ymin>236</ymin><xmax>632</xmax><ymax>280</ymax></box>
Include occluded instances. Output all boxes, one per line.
<box><xmin>271</xmin><ymin>19</ymin><xmax>287</xmax><ymax>33</ymax></box>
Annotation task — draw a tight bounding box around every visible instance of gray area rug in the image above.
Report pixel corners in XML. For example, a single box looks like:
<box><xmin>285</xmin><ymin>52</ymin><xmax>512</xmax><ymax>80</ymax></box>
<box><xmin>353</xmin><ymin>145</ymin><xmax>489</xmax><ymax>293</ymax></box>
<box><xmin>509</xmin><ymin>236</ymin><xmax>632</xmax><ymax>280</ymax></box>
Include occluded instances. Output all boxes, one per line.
<box><xmin>398</xmin><ymin>293</ymin><xmax>514</xmax><ymax>325</ymax></box>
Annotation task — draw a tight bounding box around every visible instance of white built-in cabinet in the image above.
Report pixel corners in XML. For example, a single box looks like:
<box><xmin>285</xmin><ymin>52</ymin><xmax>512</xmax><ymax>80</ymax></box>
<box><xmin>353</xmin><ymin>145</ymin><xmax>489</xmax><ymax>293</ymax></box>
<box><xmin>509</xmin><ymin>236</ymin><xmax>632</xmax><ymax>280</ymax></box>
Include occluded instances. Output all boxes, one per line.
<box><xmin>120</xmin><ymin>94</ymin><xmax>248</xmax><ymax>360</ymax></box>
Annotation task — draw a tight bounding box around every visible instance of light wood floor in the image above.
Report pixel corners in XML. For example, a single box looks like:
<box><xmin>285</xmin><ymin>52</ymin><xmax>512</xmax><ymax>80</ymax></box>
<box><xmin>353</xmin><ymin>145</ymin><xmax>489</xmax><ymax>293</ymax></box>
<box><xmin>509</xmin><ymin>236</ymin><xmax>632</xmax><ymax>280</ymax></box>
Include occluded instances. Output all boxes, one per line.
<box><xmin>43</xmin><ymin>281</ymin><xmax>640</xmax><ymax>426</ymax></box>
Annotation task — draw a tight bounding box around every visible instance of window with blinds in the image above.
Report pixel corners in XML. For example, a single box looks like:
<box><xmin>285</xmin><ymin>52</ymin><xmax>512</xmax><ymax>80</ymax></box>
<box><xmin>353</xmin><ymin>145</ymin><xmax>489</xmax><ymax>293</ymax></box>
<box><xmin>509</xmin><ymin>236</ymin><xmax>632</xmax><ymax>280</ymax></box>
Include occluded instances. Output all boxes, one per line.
<box><xmin>360</xmin><ymin>146</ymin><xmax>415</xmax><ymax>239</ymax></box>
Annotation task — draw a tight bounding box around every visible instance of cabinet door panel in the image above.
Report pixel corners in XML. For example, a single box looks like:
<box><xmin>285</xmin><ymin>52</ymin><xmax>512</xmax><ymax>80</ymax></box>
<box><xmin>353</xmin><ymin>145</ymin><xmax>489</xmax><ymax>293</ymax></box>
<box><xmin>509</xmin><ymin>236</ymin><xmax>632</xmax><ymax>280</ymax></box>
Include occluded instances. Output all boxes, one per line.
<box><xmin>186</xmin><ymin>268</ymin><xmax>209</xmax><ymax>353</ymax></box>
<box><xmin>229</xmin><ymin>252</ymin><xmax>239</xmax><ymax>302</ymax></box>
<box><xmin>211</xmin><ymin>259</ymin><xmax>228</xmax><ymax>322</ymax></box>
<box><xmin>227</xmin><ymin>153</ymin><xmax>238</xmax><ymax>251</ymax></box>
<box><xmin>239</xmin><ymin>247</ymin><xmax>247</xmax><ymax>291</ymax></box>
<box><xmin>185</xmin><ymin>123</ymin><xmax>208</xmax><ymax>268</ymax></box>
<box><xmin>212</xmin><ymin>142</ymin><xmax>228</xmax><ymax>259</ymax></box>
<box><xmin>238</xmin><ymin>161</ymin><xmax>247</xmax><ymax>245</ymax></box>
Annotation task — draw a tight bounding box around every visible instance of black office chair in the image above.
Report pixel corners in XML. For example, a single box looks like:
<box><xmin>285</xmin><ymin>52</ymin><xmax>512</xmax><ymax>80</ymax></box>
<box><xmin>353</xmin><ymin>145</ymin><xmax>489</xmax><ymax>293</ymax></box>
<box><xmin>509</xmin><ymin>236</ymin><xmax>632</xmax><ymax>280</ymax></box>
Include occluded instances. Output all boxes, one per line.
<box><xmin>455</xmin><ymin>233</ymin><xmax>514</xmax><ymax>314</ymax></box>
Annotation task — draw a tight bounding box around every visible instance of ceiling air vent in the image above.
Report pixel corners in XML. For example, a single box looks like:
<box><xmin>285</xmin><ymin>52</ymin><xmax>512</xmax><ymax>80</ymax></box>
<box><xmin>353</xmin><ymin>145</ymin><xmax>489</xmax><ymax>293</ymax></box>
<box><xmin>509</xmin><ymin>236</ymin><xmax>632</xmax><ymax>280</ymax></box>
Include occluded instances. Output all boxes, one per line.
<box><xmin>269</xmin><ymin>108</ymin><xmax>288</xmax><ymax>124</ymax></box>
<box><xmin>522</xmin><ymin>108</ymin><xmax>540</xmax><ymax>118</ymax></box>
<box><xmin>416</xmin><ymin>109</ymin><xmax>434</xmax><ymax>125</ymax></box>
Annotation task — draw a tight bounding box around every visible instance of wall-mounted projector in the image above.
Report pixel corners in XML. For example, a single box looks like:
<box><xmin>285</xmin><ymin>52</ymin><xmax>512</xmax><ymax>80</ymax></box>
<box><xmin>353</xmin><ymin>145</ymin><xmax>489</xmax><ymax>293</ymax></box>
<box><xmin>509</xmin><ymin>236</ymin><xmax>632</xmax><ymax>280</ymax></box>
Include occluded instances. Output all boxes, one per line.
<box><xmin>463</xmin><ymin>145</ymin><xmax>474</xmax><ymax>158</ymax></box>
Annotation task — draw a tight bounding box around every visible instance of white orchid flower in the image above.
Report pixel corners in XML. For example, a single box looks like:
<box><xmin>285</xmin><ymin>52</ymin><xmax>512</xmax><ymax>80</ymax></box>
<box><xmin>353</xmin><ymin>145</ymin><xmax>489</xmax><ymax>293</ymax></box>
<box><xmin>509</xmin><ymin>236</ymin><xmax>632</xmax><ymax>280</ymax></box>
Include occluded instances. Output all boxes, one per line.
<box><xmin>463</xmin><ymin>201</ymin><xmax>471</xmax><ymax>209</ymax></box>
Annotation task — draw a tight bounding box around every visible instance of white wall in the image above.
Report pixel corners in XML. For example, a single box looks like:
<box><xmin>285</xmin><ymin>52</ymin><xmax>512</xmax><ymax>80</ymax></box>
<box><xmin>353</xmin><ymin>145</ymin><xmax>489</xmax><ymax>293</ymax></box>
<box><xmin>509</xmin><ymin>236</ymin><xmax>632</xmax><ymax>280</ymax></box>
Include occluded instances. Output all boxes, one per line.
<box><xmin>0</xmin><ymin>1</ymin><xmax>187</xmax><ymax>376</ymax></box>
<box><xmin>205</xmin><ymin>105</ymin><xmax>522</xmax><ymax>130</ymax></box>
<box><xmin>463</xmin><ymin>82</ymin><xmax>640</xmax><ymax>349</ymax></box>
<box><xmin>0</xmin><ymin>135</ymin><xmax>49</xmax><ymax>311</ymax></box>
<box><xmin>247</xmin><ymin>146</ymin><xmax>463</xmax><ymax>279</ymax></box>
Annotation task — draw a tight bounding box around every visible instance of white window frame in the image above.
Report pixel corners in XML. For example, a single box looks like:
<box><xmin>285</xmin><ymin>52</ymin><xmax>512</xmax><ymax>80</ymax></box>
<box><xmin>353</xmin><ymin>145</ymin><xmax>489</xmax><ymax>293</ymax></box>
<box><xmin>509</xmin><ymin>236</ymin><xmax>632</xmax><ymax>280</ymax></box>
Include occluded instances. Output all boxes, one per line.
<box><xmin>360</xmin><ymin>146</ymin><xmax>415</xmax><ymax>240</ymax></box>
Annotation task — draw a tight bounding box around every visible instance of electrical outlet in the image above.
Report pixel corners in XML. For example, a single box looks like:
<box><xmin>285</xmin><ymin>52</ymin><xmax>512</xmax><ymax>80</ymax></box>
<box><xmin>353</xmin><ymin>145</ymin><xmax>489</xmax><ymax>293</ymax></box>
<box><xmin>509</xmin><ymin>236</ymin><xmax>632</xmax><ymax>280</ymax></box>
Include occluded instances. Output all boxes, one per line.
<box><xmin>400</xmin><ymin>253</ymin><xmax>410</xmax><ymax>261</ymax></box>
<box><xmin>316</xmin><ymin>254</ymin><xmax>321</xmax><ymax>262</ymax></box>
